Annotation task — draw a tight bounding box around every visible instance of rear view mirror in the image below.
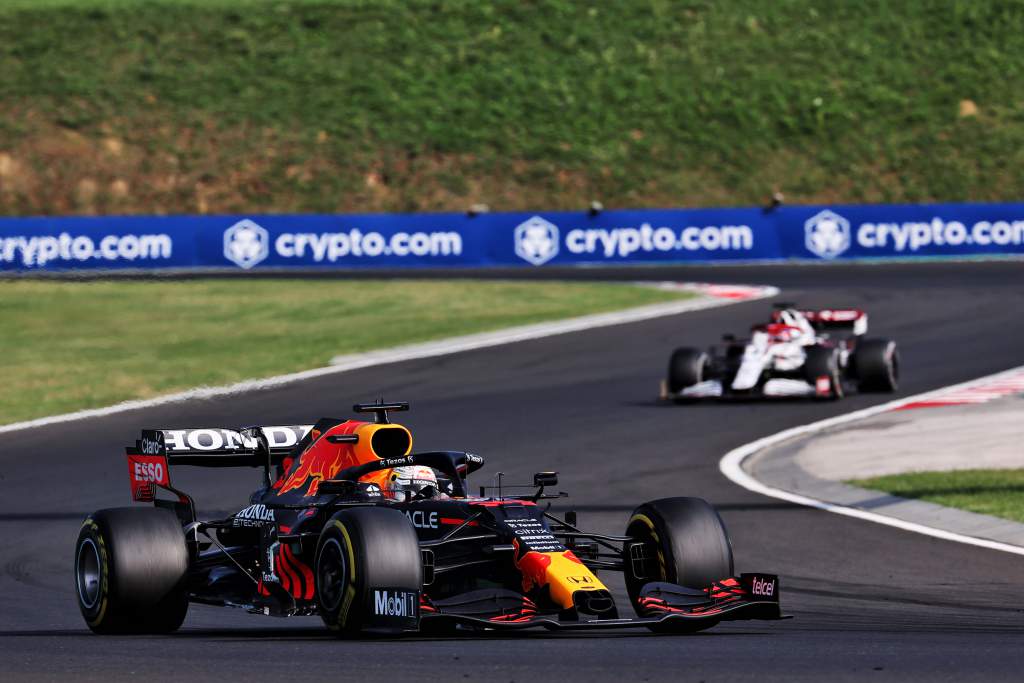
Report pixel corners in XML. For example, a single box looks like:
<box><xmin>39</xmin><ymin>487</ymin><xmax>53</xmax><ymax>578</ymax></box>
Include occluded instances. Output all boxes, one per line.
<box><xmin>533</xmin><ymin>472</ymin><xmax>558</xmax><ymax>487</ymax></box>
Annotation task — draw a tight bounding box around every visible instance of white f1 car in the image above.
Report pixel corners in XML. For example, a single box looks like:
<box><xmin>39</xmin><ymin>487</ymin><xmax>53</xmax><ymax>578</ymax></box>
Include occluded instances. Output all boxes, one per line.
<box><xmin>661</xmin><ymin>304</ymin><xmax>899</xmax><ymax>401</ymax></box>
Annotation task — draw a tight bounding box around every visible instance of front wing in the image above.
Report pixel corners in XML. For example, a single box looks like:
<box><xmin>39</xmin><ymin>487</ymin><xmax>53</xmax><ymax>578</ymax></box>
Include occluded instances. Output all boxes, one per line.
<box><xmin>420</xmin><ymin>573</ymin><xmax>785</xmax><ymax>632</ymax></box>
<box><xmin>422</xmin><ymin>599</ymin><xmax>783</xmax><ymax>631</ymax></box>
<box><xmin>661</xmin><ymin>378</ymin><xmax>826</xmax><ymax>400</ymax></box>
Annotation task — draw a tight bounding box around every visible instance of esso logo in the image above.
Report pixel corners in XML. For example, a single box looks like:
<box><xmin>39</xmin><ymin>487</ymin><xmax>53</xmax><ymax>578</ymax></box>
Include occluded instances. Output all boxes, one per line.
<box><xmin>134</xmin><ymin>461</ymin><xmax>164</xmax><ymax>483</ymax></box>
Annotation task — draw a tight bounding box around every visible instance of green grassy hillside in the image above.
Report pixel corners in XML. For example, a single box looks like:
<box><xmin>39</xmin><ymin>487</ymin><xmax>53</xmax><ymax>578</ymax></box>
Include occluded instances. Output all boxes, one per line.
<box><xmin>1</xmin><ymin>0</ymin><xmax>1022</xmax><ymax>215</ymax></box>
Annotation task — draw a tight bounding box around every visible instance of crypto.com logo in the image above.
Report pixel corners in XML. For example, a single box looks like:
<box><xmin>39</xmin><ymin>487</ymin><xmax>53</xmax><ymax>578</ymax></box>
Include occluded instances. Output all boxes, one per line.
<box><xmin>223</xmin><ymin>219</ymin><xmax>269</xmax><ymax>269</ymax></box>
<box><xmin>804</xmin><ymin>210</ymin><xmax>851</xmax><ymax>259</ymax></box>
<box><xmin>514</xmin><ymin>216</ymin><xmax>559</xmax><ymax>266</ymax></box>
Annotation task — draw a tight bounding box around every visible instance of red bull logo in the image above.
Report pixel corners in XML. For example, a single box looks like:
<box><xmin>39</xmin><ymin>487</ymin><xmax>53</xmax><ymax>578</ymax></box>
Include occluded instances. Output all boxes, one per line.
<box><xmin>276</xmin><ymin>422</ymin><xmax>362</xmax><ymax>496</ymax></box>
<box><xmin>276</xmin><ymin>421</ymin><xmax>413</xmax><ymax>497</ymax></box>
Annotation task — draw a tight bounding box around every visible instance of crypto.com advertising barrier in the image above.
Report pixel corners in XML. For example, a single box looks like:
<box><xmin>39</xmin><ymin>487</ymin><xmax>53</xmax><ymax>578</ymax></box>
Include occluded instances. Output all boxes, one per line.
<box><xmin>1</xmin><ymin>203</ymin><xmax>1023</xmax><ymax>272</ymax></box>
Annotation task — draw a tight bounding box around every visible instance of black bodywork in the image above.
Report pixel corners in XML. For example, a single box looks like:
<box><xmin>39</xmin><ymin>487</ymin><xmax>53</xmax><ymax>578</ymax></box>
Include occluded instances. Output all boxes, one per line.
<box><xmin>125</xmin><ymin>405</ymin><xmax>784</xmax><ymax>633</ymax></box>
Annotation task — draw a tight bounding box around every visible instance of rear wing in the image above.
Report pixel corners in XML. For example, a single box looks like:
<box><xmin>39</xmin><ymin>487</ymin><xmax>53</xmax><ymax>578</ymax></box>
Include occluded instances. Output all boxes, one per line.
<box><xmin>803</xmin><ymin>309</ymin><xmax>867</xmax><ymax>336</ymax></box>
<box><xmin>127</xmin><ymin>425</ymin><xmax>312</xmax><ymax>502</ymax></box>
<box><xmin>132</xmin><ymin>425</ymin><xmax>313</xmax><ymax>464</ymax></box>
<box><xmin>772</xmin><ymin>308</ymin><xmax>867</xmax><ymax>336</ymax></box>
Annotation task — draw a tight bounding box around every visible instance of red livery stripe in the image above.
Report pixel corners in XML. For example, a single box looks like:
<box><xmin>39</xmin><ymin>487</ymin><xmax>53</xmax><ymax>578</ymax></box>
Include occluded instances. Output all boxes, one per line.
<box><xmin>439</xmin><ymin>517</ymin><xmax>479</xmax><ymax>526</ymax></box>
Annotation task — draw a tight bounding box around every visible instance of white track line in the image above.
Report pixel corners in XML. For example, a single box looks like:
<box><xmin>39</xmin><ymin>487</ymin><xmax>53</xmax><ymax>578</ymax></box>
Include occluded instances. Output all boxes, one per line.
<box><xmin>719</xmin><ymin>364</ymin><xmax>1024</xmax><ymax>556</ymax></box>
<box><xmin>0</xmin><ymin>282</ymin><xmax>777</xmax><ymax>436</ymax></box>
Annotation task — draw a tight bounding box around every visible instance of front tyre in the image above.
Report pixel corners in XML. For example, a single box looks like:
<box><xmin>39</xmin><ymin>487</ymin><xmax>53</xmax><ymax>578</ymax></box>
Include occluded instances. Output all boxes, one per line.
<box><xmin>315</xmin><ymin>507</ymin><xmax>422</xmax><ymax>637</ymax></box>
<box><xmin>75</xmin><ymin>508</ymin><xmax>189</xmax><ymax>634</ymax></box>
<box><xmin>853</xmin><ymin>338</ymin><xmax>899</xmax><ymax>392</ymax></box>
<box><xmin>667</xmin><ymin>348</ymin><xmax>709</xmax><ymax>393</ymax></box>
<box><xmin>625</xmin><ymin>497</ymin><xmax>734</xmax><ymax>633</ymax></box>
<box><xmin>803</xmin><ymin>345</ymin><xmax>844</xmax><ymax>399</ymax></box>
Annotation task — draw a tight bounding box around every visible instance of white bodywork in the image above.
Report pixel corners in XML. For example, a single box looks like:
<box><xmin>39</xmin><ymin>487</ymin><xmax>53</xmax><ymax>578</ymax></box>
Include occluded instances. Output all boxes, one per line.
<box><xmin>731</xmin><ymin>329</ymin><xmax>810</xmax><ymax>390</ymax></box>
<box><xmin>730</xmin><ymin>309</ymin><xmax>817</xmax><ymax>391</ymax></box>
<box><xmin>676</xmin><ymin>378</ymin><xmax>817</xmax><ymax>398</ymax></box>
<box><xmin>667</xmin><ymin>307</ymin><xmax>867</xmax><ymax>398</ymax></box>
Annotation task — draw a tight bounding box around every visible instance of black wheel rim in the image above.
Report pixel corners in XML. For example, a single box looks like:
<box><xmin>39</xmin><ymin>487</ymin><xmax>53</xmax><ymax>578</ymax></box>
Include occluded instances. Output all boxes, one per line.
<box><xmin>76</xmin><ymin>538</ymin><xmax>101</xmax><ymax>610</ymax></box>
<box><xmin>626</xmin><ymin>521</ymin><xmax>664</xmax><ymax>595</ymax></box>
<box><xmin>317</xmin><ymin>538</ymin><xmax>348</xmax><ymax>612</ymax></box>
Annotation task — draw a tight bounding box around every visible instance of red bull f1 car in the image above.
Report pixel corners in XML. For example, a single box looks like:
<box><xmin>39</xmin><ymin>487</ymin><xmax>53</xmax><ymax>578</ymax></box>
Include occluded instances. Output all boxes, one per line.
<box><xmin>660</xmin><ymin>303</ymin><xmax>899</xmax><ymax>401</ymax></box>
<box><xmin>74</xmin><ymin>402</ymin><xmax>784</xmax><ymax>636</ymax></box>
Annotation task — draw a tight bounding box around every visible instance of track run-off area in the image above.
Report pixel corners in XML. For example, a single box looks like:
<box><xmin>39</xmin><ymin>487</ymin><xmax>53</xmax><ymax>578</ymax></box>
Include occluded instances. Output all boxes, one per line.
<box><xmin>1</xmin><ymin>261</ymin><xmax>1022</xmax><ymax>682</ymax></box>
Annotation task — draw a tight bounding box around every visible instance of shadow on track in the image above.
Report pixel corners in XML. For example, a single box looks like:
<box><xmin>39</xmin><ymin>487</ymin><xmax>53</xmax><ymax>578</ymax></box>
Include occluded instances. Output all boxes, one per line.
<box><xmin>556</xmin><ymin>502</ymin><xmax>804</xmax><ymax>512</ymax></box>
<box><xmin>0</xmin><ymin>627</ymin><xmax>779</xmax><ymax>642</ymax></box>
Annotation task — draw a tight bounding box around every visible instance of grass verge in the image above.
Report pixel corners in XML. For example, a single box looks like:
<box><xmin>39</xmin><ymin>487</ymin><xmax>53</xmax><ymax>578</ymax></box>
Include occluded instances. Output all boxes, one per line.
<box><xmin>0</xmin><ymin>278</ymin><xmax>691</xmax><ymax>425</ymax></box>
<box><xmin>850</xmin><ymin>469</ymin><xmax>1024</xmax><ymax>524</ymax></box>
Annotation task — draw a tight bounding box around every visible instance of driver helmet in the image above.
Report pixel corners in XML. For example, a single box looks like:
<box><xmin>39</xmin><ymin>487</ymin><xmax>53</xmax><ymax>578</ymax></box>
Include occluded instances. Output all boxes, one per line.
<box><xmin>385</xmin><ymin>465</ymin><xmax>438</xmax><ymax>502</ymax></box>
<box><xmin>777</xmin><ymin>309</ymin><xmax>801</xmax><ymax>328</ymax></box>
<box><xmin>775</xmin><ymin>309</ymin><xmax>813</xmax><ymax>340</ymax></box>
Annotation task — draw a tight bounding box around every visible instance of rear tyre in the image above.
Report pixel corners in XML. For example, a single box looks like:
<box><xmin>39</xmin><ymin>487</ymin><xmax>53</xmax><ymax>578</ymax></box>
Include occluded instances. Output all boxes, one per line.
<box><xmin>667</xmin><ymin>348</ymin><xmax>709</xmax><ymax>393</ymax></box>
<box><xmin>803</xmin><ymin>345</ymin><xmax>844</xmax><ymax>399</ymax></box>
<box><xmin>315</xmin><ymin>507</ymin><xmax>422</xmax><ymax>637</ymax></box>
<box><xmin>853</xmin><ymin>338</ymin><xmax>899</xmax><ymax>392</ymax></box>
<box><xmin>74</xmin><ymin>508</ymin><xmax>189</xmax><ymax>634</ymax></box>
<box><xmin>625</xmin><ymin>497</ymin><xmax>734</xmax><ymax>633</ymax></box>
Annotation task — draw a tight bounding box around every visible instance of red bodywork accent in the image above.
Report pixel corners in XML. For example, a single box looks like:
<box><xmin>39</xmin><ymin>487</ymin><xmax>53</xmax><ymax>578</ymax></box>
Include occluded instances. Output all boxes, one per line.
<box><xmin>274</xmin><ymin>544</ymin><xmax>315</xmax><ymax>600</ymax></box>
<box><xmin>126</xmin><ymin>452</ymin><xmax>170</xmax><ymax>502</ymax></box>
<box><xmin>471</xmin><ymin>499</ymin><xmax>537</xmax><ymax>507</ymax></box>
<box><xmin>419</xmin><ymin>594</ymin><xmax>438</xmax><ymax>613</ymax></box>
<box><xmin>772</xmin><ymin>308</ymin><xmax>864</xmax><ymax>324</ymax></box>
<box><xmin>638</xmin><ymin>596</ymin><xmax>687</xmax><ymax>613</ymax></box>
<box><xmin>706</xmin><ymin>577</ymin><xmax>746</xmax><ymax>600</ymax></box>
<box><xmin>282</xmin><ymin>544</ymin><xmax>314</xmax><ymax>600</ymax></box>
<box><xmin>275</xmin><ymin>421</ymin><xmax>363</xmax><ymax>496</ymax></box>
<box><xmin>513</xmin><ymin>542</ymin><xmax>552</xmax><ymax>593</ymax></box>
<box><xmin>799</xmin><ymin>308</ymin><xmax>864</xmax><ymax>323</ymax></box>
<box><xmin>638</xmin><ymin>577</ymin><xmax>746</xmax><ymax>616</ymax></box>
<box><xmin>275</xmin><ymin>457</ymin><xmax>294</xmax><ymax>482</ymax></box>
<box><xmin>275</xmin><ymin>547</ymin><xmax>296</xmax><ymax>594</ymax></box>
<box><xmin>439</xmin><ymin>517</ymin><xmax>479</xmax><ymax>527</ymax></box>
<box><xmin>760</xmin><ymin>323</ymin><xmax>803</xmax><ymax>341</ymax></box>
<box><xmin>490</xmin><ymin>595</ymin><xmax>538</xmax><ymax>622</ymax></box>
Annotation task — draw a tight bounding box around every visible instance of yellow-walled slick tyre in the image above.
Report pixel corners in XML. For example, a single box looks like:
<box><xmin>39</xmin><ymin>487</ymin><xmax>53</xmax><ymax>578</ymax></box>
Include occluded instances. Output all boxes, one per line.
<box><xmin>625</xmin><ymin>497</ymin><xmax>734</xmax><ymax>633</ymax></box>
<box><xmin>74</xmin><ymin>508</ymin><xmax>189</xmax><ymax>634</ymax></box>
<box><xmin>315</xmin><ymin>507</ymin><xmax>422</xmax><ymax>637</ymax></box>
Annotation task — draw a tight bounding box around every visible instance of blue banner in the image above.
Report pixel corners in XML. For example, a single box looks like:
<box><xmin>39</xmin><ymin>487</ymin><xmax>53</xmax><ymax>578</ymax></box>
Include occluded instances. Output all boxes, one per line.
<box><xmin>776</xmin><ymin>204</ymin><xmax>1024</xmax><ymax>260</ymax></box>
<box><xmin>1</xmin><ymin>203</ymin><xmax>1023</xmax><ymax>272</ymax></box>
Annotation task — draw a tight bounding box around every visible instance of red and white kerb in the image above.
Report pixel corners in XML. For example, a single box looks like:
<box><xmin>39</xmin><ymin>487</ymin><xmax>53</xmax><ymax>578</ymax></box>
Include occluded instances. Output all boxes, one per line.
<box><xmin>896</xmin><ymin>368</ymin><xmax>1024</xmax><ymax>410</ymax></box>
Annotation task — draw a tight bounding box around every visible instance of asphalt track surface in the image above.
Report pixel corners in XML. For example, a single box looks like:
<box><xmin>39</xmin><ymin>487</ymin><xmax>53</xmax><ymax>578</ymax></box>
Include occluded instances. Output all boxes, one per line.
<box><xmin>2</xmin><ymin>261</ymin><xmax>1023</xmax><ymax>682</ymax></box>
